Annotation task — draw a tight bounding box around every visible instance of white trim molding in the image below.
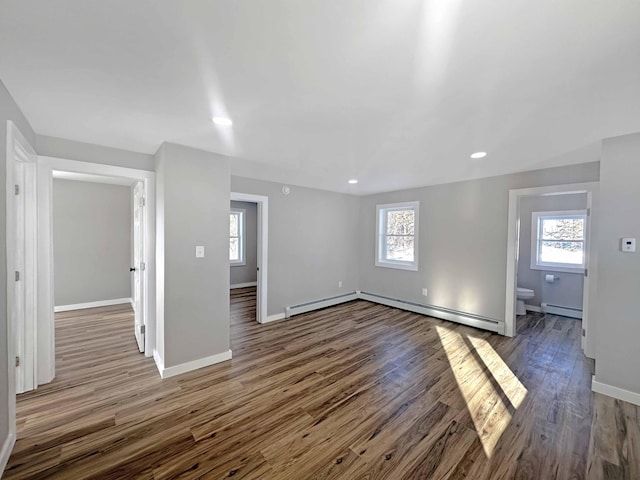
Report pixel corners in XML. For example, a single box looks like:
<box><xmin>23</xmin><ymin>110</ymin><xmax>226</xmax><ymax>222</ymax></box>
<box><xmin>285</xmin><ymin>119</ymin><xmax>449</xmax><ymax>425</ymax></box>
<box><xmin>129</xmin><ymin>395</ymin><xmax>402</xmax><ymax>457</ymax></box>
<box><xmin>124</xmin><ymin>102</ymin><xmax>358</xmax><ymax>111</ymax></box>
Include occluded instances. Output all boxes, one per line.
<box><xmin>264</xmin><ymin>313</ymin><xmax>286</xmax><ymax>324</ymax></box>
<box><xmin>54</xmin><ymin>298</ymin><xmax>133</xmax><ymax>313</ymax></box>
<box><xmin>158</xmin><ymin>350</ymin><xmax>232</xmax><ymax>379</ymax></box>
<box><xmin>0</xmin><ymin>432</ymin><xmax>16</xmax><ymax>477</ymax></box>
<box><xmin>230</xmin><ymin>282</ymin><xmax>257</xmax><ymax>289</ymax></box>
<box><xmin>592</xmin><ymin>376</ymin><xmax>640</xmax><ymax>406</ymax></box>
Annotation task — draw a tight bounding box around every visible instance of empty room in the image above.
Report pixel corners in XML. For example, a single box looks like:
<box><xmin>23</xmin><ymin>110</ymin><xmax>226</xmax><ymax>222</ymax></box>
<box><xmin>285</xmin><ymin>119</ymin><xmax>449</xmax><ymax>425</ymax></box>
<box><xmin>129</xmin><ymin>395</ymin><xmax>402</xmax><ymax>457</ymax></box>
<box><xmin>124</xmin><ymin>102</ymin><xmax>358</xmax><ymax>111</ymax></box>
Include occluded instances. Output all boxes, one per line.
<box><xmin>1</xmin><ymin>1</ymin><xmax>639</xmax><ymax>479</ymax></box>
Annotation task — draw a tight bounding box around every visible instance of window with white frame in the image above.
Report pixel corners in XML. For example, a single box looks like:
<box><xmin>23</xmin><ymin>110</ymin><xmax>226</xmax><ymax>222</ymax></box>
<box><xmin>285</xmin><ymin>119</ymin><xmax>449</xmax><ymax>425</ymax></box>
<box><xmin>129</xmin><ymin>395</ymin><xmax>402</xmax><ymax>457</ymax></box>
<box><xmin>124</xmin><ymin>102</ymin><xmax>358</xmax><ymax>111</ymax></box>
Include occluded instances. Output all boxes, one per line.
<box><xmin>229</xmin><ymin>209</ymin><xmax>245</xmax><ymax>265</ymax></box>
<box><xmin>531</xmin><ymin>210</ymin><xmax>587</xmax><ymax>272</ymax></box>
<box><xmin>376</xmin><ymin>201</ymin><xmax>419</xmax><ymax>271</ymax></box>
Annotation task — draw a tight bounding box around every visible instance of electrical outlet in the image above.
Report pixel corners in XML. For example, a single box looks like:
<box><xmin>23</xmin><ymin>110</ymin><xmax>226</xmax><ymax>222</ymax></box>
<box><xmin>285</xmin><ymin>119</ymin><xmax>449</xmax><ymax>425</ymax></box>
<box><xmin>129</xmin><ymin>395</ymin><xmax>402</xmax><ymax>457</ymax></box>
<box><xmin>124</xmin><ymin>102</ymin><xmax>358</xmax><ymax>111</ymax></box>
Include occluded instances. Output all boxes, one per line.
<box><xmin>338</xmin><ymin>281</ymin><xmax>343</xmax><ymax>288</ymax></box>
<box><xmin>422</xmin><ymin>288</ymin><xmax>428</xmax><ymax>296</ymax></box>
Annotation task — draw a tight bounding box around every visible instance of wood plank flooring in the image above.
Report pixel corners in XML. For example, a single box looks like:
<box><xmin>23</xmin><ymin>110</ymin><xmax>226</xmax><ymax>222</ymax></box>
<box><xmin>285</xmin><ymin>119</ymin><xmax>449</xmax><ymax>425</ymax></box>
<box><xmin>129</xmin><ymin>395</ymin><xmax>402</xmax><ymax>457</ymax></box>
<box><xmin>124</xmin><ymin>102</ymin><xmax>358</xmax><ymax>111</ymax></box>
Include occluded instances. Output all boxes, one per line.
<box><xmin>4</xmin><ymin>287</ymin><xmax>640</xmax><ymax>479</ymax></box>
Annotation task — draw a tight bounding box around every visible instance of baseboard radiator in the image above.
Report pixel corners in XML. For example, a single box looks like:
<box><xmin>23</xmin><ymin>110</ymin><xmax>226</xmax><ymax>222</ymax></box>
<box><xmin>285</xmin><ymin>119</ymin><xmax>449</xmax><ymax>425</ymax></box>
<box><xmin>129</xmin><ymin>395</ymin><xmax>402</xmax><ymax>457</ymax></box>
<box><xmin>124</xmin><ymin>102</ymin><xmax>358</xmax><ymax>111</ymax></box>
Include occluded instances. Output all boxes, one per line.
<box><xmin>541</xmin><ymin>302</ymin><xmax>583</xmax><ymax>319</ymax></box>
<box><xmin>283</xmin><ymin>291</ymin><xmax>504</xmax><ymax>334</ymax></box>
<box><xmin>359</xmin><ymin>292</ymin><xmax>503</xmax><ymax>334</ymax></box>
<box><xmin>285</xmin><ymin>292</ymin><xmax>359</xmax><ymax>318</ymax></box>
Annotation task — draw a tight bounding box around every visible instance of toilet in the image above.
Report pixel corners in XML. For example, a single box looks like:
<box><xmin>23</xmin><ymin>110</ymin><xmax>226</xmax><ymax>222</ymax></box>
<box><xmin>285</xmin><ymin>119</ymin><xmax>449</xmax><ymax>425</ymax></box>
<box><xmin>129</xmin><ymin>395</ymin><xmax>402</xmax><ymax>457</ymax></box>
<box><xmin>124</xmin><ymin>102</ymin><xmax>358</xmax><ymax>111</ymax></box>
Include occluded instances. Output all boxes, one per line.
<box><xmin>516</xmin><ymin>287</ymin><xmax>535</xmax><ymax>315</ymax></box>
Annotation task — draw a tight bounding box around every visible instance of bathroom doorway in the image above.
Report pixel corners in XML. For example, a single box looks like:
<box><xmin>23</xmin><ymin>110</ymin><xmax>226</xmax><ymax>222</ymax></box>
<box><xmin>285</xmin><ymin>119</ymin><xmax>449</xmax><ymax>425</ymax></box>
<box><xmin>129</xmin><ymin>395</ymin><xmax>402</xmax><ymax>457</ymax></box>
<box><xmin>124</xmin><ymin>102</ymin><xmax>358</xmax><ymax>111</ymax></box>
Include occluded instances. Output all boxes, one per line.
<box><xmin>505</xmin><ymin>182</ymin><xmax>598</xmax><ymax>357</ymax></box>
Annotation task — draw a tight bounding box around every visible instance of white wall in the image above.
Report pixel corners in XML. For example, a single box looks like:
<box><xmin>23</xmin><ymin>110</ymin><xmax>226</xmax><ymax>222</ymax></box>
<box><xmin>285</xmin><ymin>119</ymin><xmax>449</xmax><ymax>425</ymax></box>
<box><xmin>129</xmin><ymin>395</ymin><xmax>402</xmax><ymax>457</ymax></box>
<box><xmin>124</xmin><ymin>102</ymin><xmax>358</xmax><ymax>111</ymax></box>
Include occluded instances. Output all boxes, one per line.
<box><xmin>53</xmin><ymin>179</ymin><xmax>132</xmax><ymax>306</ymax></box>
<box><xmin>358</xmin><ymin>162</ymin><xmax>600</xmax><ymax>322</ymax></box>
<box><xmin>517</xmin><ymin>193</ymin><xmax>587</xmax><ymax>310</ymax></box>
<box><xmin>594</xmin><ymin>132</ymin><xmax>640</xmax><ymax>399</ymax></box>
<box><xmin>230</xmin><ymin>176</ymin><xmax>360</xmax><ymax>316</ymax></box>
<box><xmin>230</xmin><ymin>201</ymin><xmax>257</xmax><ymax>286</ymax></box>
<box><xmin>0</xmin><ymin>78</ymin><xmax>36</xmax><ymax>471</ymax></box>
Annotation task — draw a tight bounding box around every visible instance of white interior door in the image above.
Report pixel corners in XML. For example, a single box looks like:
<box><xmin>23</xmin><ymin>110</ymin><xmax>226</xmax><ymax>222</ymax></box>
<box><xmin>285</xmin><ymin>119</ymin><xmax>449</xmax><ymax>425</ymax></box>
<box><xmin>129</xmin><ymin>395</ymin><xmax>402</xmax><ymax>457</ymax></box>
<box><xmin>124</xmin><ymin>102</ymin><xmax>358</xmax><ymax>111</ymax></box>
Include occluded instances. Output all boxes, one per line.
<box><xmin>132</xmin><ymin>181</ymin><xmax>145</xmax><ymax>352</ymax></box>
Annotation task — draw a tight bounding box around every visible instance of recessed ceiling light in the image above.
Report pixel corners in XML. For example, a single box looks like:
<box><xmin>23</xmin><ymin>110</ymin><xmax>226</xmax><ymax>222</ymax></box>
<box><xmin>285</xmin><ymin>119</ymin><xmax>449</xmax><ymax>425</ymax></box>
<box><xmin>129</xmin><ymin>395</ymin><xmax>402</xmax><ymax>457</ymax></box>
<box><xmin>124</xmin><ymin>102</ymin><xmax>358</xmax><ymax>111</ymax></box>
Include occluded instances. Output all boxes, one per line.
<box><xmin>470</xmin><ymin>151</ymin><xmax>487</xmax><ymax>159</ymax></box>
<box><xmin>212</xmin><ymin>117</ymin><xmax>233</xmax><ymax>126</ymax></box>
<box><xmin>348</xmin><ymin>179</ymin><xmax>358</xmax><ymax>184</ymax></box>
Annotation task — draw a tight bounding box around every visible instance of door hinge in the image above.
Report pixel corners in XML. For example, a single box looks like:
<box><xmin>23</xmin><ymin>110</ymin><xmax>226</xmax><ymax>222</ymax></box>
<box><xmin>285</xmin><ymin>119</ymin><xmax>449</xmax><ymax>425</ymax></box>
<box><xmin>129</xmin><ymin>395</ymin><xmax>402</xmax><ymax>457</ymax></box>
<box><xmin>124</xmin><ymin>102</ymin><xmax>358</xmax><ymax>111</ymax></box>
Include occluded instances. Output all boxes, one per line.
<box><xmin>582</xmin><ymin>328</ymin><xmax>586</xmax><ymax>337</ymax></box>
<box><xmin>140</xmin><ymin>262</ymin><xmax>146</xmax><ymax>271</ymax></box>
<box><xmin>584</xmin><ymin>268</ymin><xmax>588</xmax><ymax>278</ymax></box>
<box><xmin>14</xmin><ymin>184</ymin><xmax>19</xmax><ymax>195</ymax></box>
<box><xmin>15</xmin><ymin>271</ymin><xmax>20</xmax><ymax>281</ymax></box>
<box><xmin>586</xmin><ymin>208</ymin><xmax>591</xmax><ymax>217</ymax></box>
<box><xmin>140</xmin><ymin>325</ymin><xmax>145</xmax><ymax>335</ymax></box>
<box><xmin>15</xmin><ymin>356</ymin><xmax>20</xmax><ymax>367</ymax></box>
<box><xmin>139</xmin><ymin>197</ymin><xmax>145</xmax><ymax>207</ymax></box>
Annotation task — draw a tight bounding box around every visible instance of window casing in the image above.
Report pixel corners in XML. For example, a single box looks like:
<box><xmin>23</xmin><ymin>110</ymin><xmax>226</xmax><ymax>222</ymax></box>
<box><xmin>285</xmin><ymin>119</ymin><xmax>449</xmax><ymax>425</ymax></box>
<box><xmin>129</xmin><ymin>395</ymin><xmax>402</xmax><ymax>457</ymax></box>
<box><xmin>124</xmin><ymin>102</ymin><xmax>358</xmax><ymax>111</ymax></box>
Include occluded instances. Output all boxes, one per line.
<box><xmin>230</xmin><ymin>209</ymin><xmax>245</xmax><ymax>265</ymax></box>
<box><xmin>376</xmin><ymin>201</ymin><xmax>419</xmax><ymax>271</ymax></box>
<box><xmin>531</xmin><ymin>210</ymin><xmax>587</xmax><ymax>273</ymax></box>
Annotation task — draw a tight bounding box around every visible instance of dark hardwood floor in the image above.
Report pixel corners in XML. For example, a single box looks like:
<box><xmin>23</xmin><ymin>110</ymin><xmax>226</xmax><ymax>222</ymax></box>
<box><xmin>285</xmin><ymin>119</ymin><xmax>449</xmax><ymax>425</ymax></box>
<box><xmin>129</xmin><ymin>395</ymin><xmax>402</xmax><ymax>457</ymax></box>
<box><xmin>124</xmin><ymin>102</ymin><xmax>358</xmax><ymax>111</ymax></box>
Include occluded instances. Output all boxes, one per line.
<box><xmin>4</xmin><ymin>287</ymin><xmax>639</xmax><ymax>479</ymax></box>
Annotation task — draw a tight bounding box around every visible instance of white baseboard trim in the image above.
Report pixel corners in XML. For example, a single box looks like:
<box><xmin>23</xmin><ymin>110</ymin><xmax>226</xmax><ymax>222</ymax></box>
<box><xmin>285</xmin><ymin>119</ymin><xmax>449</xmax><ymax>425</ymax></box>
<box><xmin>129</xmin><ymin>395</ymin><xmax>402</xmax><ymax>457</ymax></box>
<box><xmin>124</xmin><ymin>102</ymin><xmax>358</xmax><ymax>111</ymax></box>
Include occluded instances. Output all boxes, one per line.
<box><xmin>230</xmin><ymin>282</ymin><xmax>257</xmax><ymax>289</ymax></box>
<box><xmin>153</xmin><ymin>349</ymin><xmax>164</xmax><ymax>378</ymax></box>
<box><xmin>264</xmin><ymin>313</ymin><xmax>286</xmax><ymax>324</ymax></box>
<box><xmin>286</xmin><ymin>292</ymin><xmax>359</xmax><ymax>318</ymax></box>
<box><xmin>359</xmin><ymin>291</ymin><xmax>503</xmax><ymax>334</ymax></box>
<box><xmin>524</xmin><ymin>304</ymin><xmax>542</xmax><ymax>313</ymax></box>
<box><xmin>592</xmin><ymin>377</ymin><xmax>640</xmax><ymax>406</ymax></box>
<box><xmin>159</xmin><ymin>350</ymin><xmax>232</xmax><ymax>379</ymax></box>
<box><xmin>54</xmin><ymin>297</ymin><xmax>132</xmax><ymax>313</ymax></box>
<box><xmin>0</xmin><ymin>432</ymin><xmax>16</xmax><ymax>477</ymax></box>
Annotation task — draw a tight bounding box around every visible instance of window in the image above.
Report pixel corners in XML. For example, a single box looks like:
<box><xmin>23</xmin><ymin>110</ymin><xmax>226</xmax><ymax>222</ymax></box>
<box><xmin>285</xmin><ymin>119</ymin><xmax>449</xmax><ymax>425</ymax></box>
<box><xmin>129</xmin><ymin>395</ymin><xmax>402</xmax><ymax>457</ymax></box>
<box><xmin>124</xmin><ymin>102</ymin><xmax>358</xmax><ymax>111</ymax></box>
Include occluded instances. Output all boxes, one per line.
<box><xmin>376</xmin><ymin>201</ymin><xmax>419</xmax><ymax>271</ymax></box>
<box><xmin>229</xmin><ymin>209</ymin><xmax>245</xmax><ymax>265</ymax></box>
<box><xmin>531</xmin><ymin>210</ymin><xmax>587</xmax><ymax>272</ymax></box>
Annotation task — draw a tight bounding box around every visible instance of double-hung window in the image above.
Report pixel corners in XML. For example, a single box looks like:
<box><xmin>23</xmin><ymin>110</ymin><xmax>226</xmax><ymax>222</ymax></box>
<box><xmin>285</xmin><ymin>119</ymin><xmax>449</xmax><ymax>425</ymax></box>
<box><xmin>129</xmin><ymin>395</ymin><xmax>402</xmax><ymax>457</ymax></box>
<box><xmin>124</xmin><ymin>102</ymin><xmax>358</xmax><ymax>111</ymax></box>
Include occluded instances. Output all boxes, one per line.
<box><xmin>229</xmin><ymin>209</ymin><xmax>245</xmax><ymax>265</ymax></box>
<box><xmin>531</xmin><ymin>210</ymin><xmax>587</xmax><ymax>272</ymax></box>
<box><xmin>376</xmin><ymin>201</ymin><xmax>419</xmax><ymax>271</ymax></box>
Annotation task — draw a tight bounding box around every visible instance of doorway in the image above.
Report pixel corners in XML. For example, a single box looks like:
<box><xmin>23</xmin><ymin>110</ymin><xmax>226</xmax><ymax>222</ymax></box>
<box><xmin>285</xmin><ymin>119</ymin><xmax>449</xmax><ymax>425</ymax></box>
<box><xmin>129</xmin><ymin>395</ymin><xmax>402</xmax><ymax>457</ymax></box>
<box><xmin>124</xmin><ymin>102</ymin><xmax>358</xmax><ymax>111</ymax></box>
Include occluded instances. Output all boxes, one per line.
<box><xmin>230</xmin><ymin>193</ymin><xmax>268</xmax><ymax>324</ymax></box>
<box><xmin>505</xmin><ymin>182</ymin><xmax>598</xmax><ymax>358</ymax></box>
<box><xmin>35</xmin><ymin>156</ymin><xmax>156</xmax><ymax>388</ymax></box>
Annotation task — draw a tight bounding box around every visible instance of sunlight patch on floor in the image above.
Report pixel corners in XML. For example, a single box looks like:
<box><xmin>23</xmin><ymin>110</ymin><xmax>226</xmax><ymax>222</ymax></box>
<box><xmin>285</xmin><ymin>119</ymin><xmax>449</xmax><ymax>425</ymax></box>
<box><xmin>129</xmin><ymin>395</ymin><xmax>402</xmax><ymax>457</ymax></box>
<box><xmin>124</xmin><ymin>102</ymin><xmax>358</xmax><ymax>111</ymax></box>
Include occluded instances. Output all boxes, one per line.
<box><xmin>435</xmin><ymin>326</ymin><xmax>528</xmax><ymax>458</ymax></box>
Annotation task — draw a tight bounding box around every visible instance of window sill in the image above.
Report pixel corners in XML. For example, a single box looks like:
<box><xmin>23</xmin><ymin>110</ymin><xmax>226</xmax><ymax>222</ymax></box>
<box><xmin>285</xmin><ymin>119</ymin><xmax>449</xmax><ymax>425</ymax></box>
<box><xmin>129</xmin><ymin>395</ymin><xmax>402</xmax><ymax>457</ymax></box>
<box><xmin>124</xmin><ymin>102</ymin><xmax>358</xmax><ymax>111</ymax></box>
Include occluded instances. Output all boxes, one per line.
<box><xmin>530</xmin><ymin>263</ymin><xmax>584</xmax><ymax>274</ymax></box>
<box><xmin>375</xmin><ymin>261</ymin><xmax>418</xmax><ymax>272</ymax></box>
<box><xmin>230</xmin><ymin>261</ymin><xmax>246</xmax><ymax>267</ymax></box>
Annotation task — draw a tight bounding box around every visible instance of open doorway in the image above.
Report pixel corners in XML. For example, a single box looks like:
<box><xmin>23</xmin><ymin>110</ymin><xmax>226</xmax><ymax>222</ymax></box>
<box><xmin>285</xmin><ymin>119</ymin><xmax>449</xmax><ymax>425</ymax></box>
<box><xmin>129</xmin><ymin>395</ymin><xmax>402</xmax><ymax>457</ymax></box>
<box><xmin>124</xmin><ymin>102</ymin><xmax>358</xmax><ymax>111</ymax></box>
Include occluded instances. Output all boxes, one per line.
<box><xmin>50</xmin><ymin>173</ymin><xmax>143</xmax><ymax>346</ymax></box>
<box><xmin>229</xmin><ymin>193</ymin><xmax>268</xmax><ymax>324</ymax></box>
<box><xmin>31</xmin><ymin>156</ymin><xmax>155</xmax><ymax>391</ymax></box>
<box><xmin>505</xmin><ymin>182</ymin><xmax>598</xmax><ymax>357</ymax></box>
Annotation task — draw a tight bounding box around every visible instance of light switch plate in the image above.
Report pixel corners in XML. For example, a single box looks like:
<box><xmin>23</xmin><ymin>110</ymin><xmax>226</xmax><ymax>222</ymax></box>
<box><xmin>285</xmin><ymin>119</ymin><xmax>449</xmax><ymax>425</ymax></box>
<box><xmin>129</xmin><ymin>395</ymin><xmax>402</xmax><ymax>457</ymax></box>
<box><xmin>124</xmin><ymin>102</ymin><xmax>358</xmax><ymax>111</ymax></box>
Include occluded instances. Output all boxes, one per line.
<box><xmin>621</xmin><ymin>238</ymin><xmax>636</xmax><ymax>252</ymax></box>
<box><xmin>195</xmin><ymin>245</ymin><xmax>205</xmax><ymax>258</ymax></box>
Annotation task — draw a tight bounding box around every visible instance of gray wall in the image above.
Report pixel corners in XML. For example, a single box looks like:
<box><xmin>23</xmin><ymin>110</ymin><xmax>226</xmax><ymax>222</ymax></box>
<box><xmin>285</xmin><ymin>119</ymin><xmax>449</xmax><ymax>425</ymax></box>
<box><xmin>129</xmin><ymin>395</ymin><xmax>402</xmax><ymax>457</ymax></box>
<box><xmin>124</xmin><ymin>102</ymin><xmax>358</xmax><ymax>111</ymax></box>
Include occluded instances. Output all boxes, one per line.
<box><xmin>53</xmin><ymin>179</ymin><xmax>132</xmax><ymax>306</ymax></box>
<box><xmin>156</xmin><ymin>143</ymin><xmax>230</xmax><ymax>368</ymax></box>
<box><xmin>594</xmin><ymin>132</ymin><xmax>640</xmax><ymax>395</ymax></box>
<box><xmin>230</xmin><ymin>201</ymin><xmax>257</xmax><ymax>286</ymax></box>
<box><xmin>517</xmin><ymin>194</ymin><xmax>587</xmax><ymax>310</ymax></box>
<box><xmin>359</xmin><ymin>162</ymin><xmax>600</xmax><ymax>321</ymax></box>
<box><xmin>0</xmin><ymin>79</ymin><xmax>36</xmax><ymax>461</ymax></box>
<box><xmin>230</xmin><ymin>177</ymin><xmax>360</xmax><ymax>316</ymax></box>
<box><xmin>37</xmin><ymin>135</ymin><xmax>155</xmax><ymax>171</ymax></box>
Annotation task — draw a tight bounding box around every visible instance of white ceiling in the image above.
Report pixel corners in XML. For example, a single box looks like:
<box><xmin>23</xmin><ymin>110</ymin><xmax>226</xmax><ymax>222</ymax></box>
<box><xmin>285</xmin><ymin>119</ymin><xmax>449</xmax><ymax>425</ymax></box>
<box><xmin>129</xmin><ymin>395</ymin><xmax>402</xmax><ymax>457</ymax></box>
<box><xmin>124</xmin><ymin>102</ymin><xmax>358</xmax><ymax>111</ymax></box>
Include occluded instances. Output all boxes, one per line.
<box><xmin>1</xmin><ymin>1</ymin><xmax>639</xmax><ymax>195</ymax></box>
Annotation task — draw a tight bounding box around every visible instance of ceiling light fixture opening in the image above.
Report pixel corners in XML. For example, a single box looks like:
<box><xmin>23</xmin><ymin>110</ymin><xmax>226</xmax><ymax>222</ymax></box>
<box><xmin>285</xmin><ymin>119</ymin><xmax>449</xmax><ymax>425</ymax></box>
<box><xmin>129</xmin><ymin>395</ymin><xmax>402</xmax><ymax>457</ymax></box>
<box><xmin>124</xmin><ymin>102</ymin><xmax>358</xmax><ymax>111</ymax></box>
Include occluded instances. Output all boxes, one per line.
<box><xmin>470</xmin><ymin>151</ymin><xmax>487</xmax><ymax>159</ymax></box>
<box><xmin>348</xmin><ymin>179</ymin><xmax>358</xmax><ymax>184</ymax></box>
<box><xmin>212</xmin><ymin>117</ymin><xmax>233</xmax><ymax>126</ymax></box>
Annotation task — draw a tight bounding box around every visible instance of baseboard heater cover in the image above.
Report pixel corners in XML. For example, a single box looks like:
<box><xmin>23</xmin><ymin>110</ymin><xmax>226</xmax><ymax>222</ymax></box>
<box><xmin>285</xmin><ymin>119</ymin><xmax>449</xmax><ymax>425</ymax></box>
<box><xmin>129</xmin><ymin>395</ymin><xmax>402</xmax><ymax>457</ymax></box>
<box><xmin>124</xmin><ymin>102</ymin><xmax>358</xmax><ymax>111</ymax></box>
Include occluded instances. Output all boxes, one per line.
<box><xmin>541</xmin><ymin>303</ymin><xmax>583</xmax><ymax>319</ymax></box>
<box><xmin>359</xmin><ymin>291</ymin><xmax>503</xmax><ymax>334</ymax></box>
<box><xmin>285</xmin><ymin>292</ymin><xmax>359</xmax><ymax>318</ymax></box>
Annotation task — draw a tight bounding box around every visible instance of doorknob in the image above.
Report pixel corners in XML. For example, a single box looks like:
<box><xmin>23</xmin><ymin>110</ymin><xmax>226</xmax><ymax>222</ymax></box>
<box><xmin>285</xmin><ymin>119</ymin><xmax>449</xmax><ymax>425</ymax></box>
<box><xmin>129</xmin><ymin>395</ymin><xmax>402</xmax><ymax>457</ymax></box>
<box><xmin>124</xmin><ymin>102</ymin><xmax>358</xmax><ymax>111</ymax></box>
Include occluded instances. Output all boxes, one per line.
<box><xmin>130</xmin><ymin>267</ymin><xmax>136</xmax><ymax>272</ymax></box>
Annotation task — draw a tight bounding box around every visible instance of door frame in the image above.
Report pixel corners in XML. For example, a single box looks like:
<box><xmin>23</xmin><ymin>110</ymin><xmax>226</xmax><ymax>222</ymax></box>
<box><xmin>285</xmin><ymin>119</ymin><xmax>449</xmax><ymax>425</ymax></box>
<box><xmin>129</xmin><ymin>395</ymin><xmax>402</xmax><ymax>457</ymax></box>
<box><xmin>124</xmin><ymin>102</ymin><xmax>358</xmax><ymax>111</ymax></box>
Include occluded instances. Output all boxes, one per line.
<box><xmin>5</xmin><ymin>121</ymin><xmax>37</xmax><ymax>458</ymax></box>
<box><xmin>230</xmin><ymin>192</ymin><xmax>268</xmax><ymax>324</ymax></box>
<box><xmin>37</xmin><ymin>156</ymin><xmax>156</xmax><ymax>380</ymax></box>
<box><xmin>504</xmin><ymin>181</ymin><xmax>598</xmax><ymax>357</ymax></box>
